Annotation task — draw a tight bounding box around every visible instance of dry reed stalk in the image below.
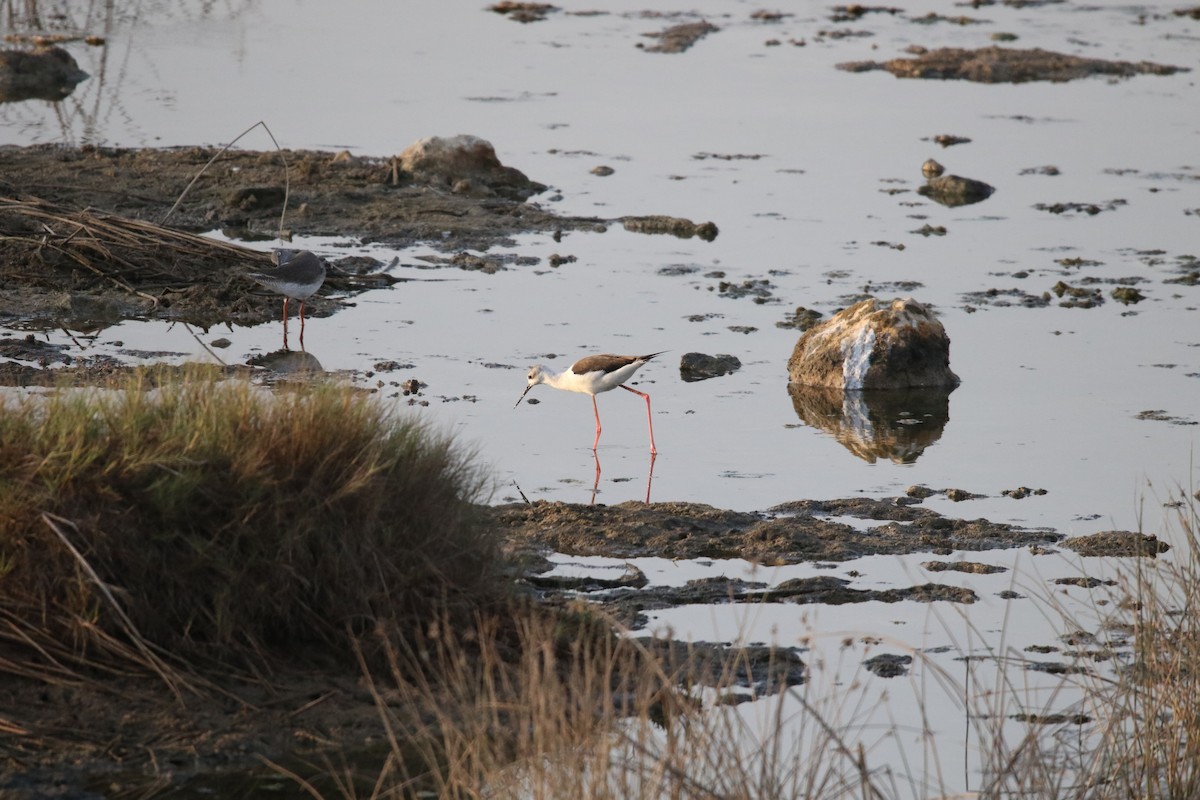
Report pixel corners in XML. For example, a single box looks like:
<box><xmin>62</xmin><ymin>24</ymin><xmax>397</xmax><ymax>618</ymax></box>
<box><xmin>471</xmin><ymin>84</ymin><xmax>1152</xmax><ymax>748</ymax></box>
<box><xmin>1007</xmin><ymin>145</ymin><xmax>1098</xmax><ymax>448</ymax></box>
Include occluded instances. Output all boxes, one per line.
<box><xmin>0</xmin><ymin>194</ymin><xmax>270</xmax><ymax>294</ymax></box>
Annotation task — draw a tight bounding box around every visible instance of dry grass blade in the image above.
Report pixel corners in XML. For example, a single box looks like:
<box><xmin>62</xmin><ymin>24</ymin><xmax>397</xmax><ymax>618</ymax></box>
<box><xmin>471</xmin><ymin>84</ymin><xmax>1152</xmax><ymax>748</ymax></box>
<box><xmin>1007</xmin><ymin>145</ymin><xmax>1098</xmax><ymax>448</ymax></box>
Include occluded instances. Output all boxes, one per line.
<box><xmin>161</xmin><ymin>120</ymin><xmax>290</xmax><ymax>241</ymax></box>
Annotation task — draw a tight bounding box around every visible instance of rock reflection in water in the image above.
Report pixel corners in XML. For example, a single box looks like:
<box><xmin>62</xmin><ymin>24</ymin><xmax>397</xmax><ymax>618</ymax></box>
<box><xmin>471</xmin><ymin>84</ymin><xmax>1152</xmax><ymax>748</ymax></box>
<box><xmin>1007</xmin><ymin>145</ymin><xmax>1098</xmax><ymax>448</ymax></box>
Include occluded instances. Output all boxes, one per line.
<box><xmin>787</xmin><ymin>383</ymin><xmax>953</xmax><ymax>464</ymax></box>
<box><xmin>0</xmin><ymin>46</ymin><xmax>89</xmax><ymax>103</ymax></box>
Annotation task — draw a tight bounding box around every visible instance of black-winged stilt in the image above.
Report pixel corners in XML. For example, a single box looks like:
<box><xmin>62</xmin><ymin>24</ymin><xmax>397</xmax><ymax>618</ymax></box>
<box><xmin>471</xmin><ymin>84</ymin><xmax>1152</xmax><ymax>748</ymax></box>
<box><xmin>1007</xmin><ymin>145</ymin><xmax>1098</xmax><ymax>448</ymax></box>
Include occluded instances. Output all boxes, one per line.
<box><xmin>515</xmin><ymin>352</ymin><xmax>663</xmax><ymax>454</ymax></box>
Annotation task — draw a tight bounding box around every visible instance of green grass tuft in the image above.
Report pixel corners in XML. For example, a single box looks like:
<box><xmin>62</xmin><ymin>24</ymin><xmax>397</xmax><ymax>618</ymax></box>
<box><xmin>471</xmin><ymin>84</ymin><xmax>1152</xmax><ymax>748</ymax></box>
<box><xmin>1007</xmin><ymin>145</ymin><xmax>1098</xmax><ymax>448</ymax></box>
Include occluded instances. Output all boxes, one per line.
<box><xmin>0</xmin><ymin>368</ymin><xmax>501</xmax><ymax>670</ymax></box>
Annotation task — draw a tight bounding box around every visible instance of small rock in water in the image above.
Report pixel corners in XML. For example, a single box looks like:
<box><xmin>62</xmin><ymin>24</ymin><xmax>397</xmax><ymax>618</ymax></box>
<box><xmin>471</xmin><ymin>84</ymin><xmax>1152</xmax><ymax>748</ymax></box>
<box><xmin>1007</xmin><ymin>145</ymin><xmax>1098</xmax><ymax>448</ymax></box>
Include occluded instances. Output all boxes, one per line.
<box><xmin>679</xmin><ymin>352</ymin><xmax>742</xmax><ymax>382</ymax></box>
<box><xmin>1110</xmin><ymin>286</ymin><xmax>1144</xmax><ymax>304</ymax></box>
<box><xmin>863</xmin><ymin>653</ymin><xmax>912</xmax><ymax>678</ymax></box>
<box><xmin>622</xmin><ymin>215</ymin><xmax>719</xmax><ymax>241</ymax></box>
<box><xmin>918</xmin><ymin>171</ymin><xmax>995</xmax><ymax>207</ymax></box>
<box><xmin>776</xmin><ymin>306</ymin><xmax>822</xmax><ymax>331</ymax></box>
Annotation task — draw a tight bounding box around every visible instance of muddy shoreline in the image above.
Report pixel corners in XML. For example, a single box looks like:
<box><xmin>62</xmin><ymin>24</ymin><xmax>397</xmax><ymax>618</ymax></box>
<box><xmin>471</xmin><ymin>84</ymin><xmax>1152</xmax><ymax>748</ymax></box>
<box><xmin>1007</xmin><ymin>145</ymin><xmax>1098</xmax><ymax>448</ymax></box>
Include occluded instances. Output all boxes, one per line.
<box><xmin>0</xmin><ymin>143</ymin><xmax>607</xmax><ymax>334</ymax></box>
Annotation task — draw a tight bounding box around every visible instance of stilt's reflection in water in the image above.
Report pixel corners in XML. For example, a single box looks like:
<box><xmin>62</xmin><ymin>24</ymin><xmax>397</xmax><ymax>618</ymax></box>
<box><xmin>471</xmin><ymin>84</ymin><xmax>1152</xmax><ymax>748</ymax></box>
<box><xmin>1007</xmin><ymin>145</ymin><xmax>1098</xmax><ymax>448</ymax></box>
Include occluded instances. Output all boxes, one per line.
<box><xmin>590</xmin><ymin>451</ymin><xmax>656</xmax><ymax>506</ymax></box>
<box><xmin>787</xmin><ymin>383</ymin><xmax>954</xmax><ymax>464</ymax></box>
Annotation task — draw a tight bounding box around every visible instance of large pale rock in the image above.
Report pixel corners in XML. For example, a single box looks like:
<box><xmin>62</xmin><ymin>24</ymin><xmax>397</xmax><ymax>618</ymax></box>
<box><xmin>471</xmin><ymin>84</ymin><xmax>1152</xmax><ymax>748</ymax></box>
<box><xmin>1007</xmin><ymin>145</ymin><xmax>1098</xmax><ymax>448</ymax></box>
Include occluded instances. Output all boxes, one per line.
<box><xmin>396</xmin><ymin>134</ymin><xmax>546</xmax><ymax>200</ymax></box>
<box><xmin>787</xmin><ymin>297</ymin><xmax>959</xmax><ymax>390</ymax></box>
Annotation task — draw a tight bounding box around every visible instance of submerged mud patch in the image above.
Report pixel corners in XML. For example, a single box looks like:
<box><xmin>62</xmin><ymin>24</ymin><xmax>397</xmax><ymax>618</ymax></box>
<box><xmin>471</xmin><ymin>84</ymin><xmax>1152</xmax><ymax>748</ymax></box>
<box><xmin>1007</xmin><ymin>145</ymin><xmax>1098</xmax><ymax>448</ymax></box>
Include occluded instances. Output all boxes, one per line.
<box><xmin>837</xmin><ymin>46</ymin><xmax>1188</xmax><ymax>83</ymax></box>
<box><xmin>489</xmin><ymin>496</ymin><xmax>1061</xmax><ymax>565</ymax></box>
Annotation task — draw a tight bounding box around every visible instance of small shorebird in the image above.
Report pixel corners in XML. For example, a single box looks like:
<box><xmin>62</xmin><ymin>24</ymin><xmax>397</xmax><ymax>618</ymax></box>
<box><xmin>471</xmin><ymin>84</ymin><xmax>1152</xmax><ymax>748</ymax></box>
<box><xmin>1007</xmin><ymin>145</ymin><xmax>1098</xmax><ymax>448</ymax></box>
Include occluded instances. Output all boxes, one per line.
<box><xmin>247</xmin><ymin>250</ymin><xmax>326</xmax><ymax>347</ymax></box>
<box><xmin>515</xmin><ymin>352</ymin><xmax>663</xmax><ymax>454</ymax></box>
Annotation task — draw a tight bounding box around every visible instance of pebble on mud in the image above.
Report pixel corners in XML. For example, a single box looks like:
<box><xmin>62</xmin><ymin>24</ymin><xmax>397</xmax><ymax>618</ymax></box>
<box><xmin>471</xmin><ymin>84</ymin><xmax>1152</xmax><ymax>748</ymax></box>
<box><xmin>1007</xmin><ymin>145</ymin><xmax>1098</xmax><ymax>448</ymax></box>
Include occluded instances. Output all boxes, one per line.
<box><xmin>223</xmin><ymin>186</ymin><xmax>286</xmax><ymax>211</ymax></box>
<box><xmin>679</xmin><ymin>352</ymin><xmax>742</xmax><ymax>382</ymax></box>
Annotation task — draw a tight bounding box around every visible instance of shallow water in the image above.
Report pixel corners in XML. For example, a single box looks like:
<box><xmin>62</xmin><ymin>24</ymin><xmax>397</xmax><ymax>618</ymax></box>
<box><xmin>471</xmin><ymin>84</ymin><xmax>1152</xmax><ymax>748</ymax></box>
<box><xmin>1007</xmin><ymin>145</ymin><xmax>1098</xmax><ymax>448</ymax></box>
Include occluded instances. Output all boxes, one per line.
<box><xmin>2</xmin><ymin>0</ymin><xmax>1198</xmax><ymax>794</ymax></box>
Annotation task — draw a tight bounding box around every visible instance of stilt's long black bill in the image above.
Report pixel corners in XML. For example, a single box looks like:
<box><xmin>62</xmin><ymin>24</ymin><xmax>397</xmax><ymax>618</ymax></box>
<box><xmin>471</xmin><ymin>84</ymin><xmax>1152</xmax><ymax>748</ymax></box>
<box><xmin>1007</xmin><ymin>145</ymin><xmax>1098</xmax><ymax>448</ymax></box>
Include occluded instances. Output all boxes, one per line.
<box><xmin>514</xmin><ymin>384</ymin><xmax>534</xmax><ymax>408</ymax></box>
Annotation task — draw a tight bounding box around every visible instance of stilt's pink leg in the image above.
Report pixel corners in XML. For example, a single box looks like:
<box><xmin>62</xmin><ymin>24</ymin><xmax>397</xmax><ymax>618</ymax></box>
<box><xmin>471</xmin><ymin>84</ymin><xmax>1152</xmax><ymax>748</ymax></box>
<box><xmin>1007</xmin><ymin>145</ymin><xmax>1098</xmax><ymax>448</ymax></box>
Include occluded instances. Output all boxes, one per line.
<box><xmin>644</xmin><ymin>452</ymin><xmax>656</xmax><ymax>505</ymax></box>
<box><xmin>591</xmin><ymin>451</ymin><xmax>601</xmax><ymax>505</ymax></box>
<box><xmin>591</xmin><ymin>394</ymin><xmax>602</xmax><ymax>450</ymax></box>
<box><xmin>298</xmin><ymin>300</ymin><xmax>307</xmax><ymax>348</ymax></box>
<box><xmin>620</xmin><ymin>385</ymin><xmax>657</xmax><ymax>455</ymax></box>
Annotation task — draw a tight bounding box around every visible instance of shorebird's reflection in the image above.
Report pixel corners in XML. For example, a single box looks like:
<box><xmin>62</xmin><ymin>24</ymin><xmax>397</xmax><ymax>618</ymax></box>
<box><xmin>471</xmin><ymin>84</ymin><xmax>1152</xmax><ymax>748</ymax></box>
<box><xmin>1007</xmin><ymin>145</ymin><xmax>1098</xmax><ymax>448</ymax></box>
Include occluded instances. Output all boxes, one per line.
<box><xmin>787</xmin><ymin>383</ymin><xmax>953</xmax><ymax>464</ymax></box>
<box><xmin>590</xmin><ymin>451</ymin><xmax>656</xmax><ymax>506</ymax></box>
<box><xmin>247</xmin><ymin>348</ymin><xmax>324</xmax><ymax>376</ymax></box>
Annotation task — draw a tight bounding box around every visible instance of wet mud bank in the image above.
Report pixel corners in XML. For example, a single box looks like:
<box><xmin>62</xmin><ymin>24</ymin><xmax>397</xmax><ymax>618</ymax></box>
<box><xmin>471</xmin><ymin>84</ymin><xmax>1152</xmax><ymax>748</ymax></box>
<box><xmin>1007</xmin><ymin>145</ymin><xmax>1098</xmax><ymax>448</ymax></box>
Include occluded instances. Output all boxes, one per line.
<box><xmin>0</xmin><ymin>143</ymin><xmax>607</xmax><ymax>331</ymax></box>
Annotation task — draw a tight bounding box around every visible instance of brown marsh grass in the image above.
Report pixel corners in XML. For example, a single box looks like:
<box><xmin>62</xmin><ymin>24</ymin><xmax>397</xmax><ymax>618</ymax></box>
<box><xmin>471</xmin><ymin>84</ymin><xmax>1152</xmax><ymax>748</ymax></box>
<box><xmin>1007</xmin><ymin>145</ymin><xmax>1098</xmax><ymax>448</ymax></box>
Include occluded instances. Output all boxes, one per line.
<box><xmin>351</xmin><ymin>605</ymin><xmax>897</xmax><ymax>800</ymax></box>
<box><xmin>1055</xmin><ymin>489</ymin><xmax>1200</xmax><ymax>798</ymax></box>
<box><xmin>0</xmin><ymin>367</ymin><xmax>502</xmax><ymax>675</ymax></box>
